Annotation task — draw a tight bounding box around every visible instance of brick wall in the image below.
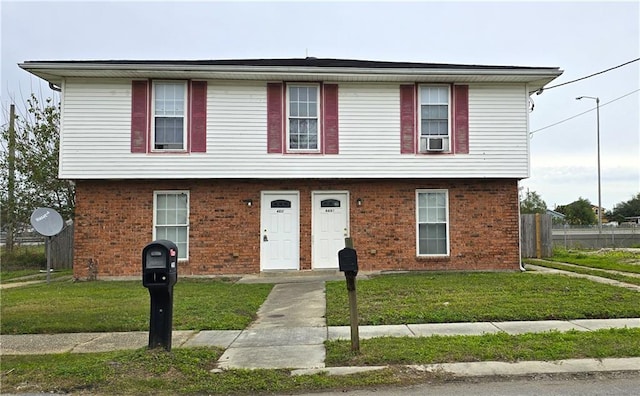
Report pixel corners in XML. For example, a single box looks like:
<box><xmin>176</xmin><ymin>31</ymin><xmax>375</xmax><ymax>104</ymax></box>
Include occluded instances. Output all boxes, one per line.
<box><xmin>73</xmin><ymin>178</ymin><xmax>520</xmax><ymax>279</ymax></box>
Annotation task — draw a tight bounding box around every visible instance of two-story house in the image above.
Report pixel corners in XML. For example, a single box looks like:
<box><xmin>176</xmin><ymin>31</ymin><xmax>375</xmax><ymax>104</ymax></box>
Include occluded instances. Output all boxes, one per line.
<box><xmin>20</xmin><ymin>58</ymin><xmax>562</xmax><ymax>279</ymax></box>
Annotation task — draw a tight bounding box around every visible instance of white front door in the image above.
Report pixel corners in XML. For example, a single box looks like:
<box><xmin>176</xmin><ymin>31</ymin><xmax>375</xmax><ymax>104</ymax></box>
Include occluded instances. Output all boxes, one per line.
<box><xmin>260</xmin><ymin>191</ymin><xmax>300</xmax><ymax>271</ymax></box>
<box><xmin>312</xmin><ymin>192</ymin><xmax>349</xmax><ymax>269</ymax></box>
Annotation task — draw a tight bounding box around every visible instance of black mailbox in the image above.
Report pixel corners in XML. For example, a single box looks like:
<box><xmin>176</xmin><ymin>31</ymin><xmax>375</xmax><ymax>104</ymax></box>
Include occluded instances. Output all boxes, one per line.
<box><xmin>142</xmin><ymin>239</ymin><xmax>178</xmax><ymax>351</ymax></box>
<box><xmin>338</xmin><ymin>247</ymin><xmax>358</xmax><ymax>273</ymax></box>
<box><xmin>142</xmin><ymin>240</ymin><xmax>178</xmax><ymax>288</ymax></box>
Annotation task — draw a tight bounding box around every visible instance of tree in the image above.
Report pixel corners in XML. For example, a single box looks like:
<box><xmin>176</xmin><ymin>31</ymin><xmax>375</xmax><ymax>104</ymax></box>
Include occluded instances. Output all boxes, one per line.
<box><xmin>520</xmin><ymin>189</ymin><xmax>547</xmax><ymax>214</ymax></box>
<box><xmin>0</xmin><ymin>94</ymin><xmax>74</xmax><ymax>234</ymax></box>
<box><xmin>555</xmin><ymin>197</ymin><xmax>596</xmax><ymax>225</ymax></box>
<box><xmin>607</xmin><ymin>193</ymin><xmax>640</xmax><ymax>223</ymax></box>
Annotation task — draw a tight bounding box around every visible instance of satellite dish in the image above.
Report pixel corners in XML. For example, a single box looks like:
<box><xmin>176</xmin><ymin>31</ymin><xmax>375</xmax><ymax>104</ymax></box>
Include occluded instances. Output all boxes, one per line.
<box><xmin>30</xmin><ymin>207</ymin><xmax>64</xmax><ymax>237</ymax></box>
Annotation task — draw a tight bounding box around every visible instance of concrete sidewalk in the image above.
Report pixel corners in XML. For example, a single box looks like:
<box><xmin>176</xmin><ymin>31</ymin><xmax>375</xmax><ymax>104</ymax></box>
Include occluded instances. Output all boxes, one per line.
<box><xmin>3</xmin><ymin>318</ymin><xmax>639</xmax><ymax>356</ymax></box>
<box><xmin>1</xmin><ymin>275</ymin><xmax>640</xmax><ymax>379</ymax></box>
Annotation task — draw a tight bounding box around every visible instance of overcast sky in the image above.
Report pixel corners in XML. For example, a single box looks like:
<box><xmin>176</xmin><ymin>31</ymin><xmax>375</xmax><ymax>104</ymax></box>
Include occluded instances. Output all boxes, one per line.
<box><xmin>1</xmin><ymin>1</ymin><xmax>638</xmax><ymax>210</ymax></box>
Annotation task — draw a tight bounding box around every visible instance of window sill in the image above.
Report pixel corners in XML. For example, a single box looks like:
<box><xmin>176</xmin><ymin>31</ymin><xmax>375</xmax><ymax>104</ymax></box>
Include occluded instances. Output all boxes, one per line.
<box><xmin>285</xmin><ymin>151</ymin><xmax>323</xmax><ymax>155</ymax></box>
<box><xmin>416</xmin><ymin>255</ymin><xmax>451</xmax><ymax>260</ymax></box>
<box><xmin>150</xmin><ymin>150</ymin><xmax>189</xmax><ymax>154</ymax></box>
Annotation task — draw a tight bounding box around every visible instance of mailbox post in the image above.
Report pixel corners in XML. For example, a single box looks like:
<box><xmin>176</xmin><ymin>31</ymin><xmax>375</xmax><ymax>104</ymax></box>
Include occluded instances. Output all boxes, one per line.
<box><xmin>338</xmin><ymin>239</ymin><xmax>359</xmax><ymax>352</ymax></box>
<box><xmin>142</xmin><ymin>240</ymin><xmax>178</xmax><ymax>351</ymax></box>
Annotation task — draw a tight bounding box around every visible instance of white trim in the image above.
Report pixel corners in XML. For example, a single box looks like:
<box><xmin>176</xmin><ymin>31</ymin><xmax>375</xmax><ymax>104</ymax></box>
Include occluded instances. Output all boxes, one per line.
<box><xmin>58</xmin><ymin>79</ymin><xmax>67</xmax><ymax>177</ymax></box>
<box><xmin>153</xmin><ymin>190</ymin><xmax>190</xmax><ymax>260</ymax></box>
<box><xmin>260</xmin><ymin>190</ymin><xmax>300</xmax><ymax>271</ymax></box>
<box><xmin>415</xmin><ymin>189</ymin><xmax>450</xmax><ymax>257</ymax></box>
<box><xmin>311</xmin><ymin>190</ymin><xmax>350</xmax><ymax>269</ymax></box>
<box><xmin>151</xmin><ymin>80</ymin><xmax>188</xmax><ymax>152</ymax></box>
<box><xmin>418</xmin><ymin>84</ymin><xmax>451</xmax><ymax>152</ymax></box>
<box><xmin>525</xmin><ymin>84</ymin><xmax>532</xmax><ymax>178</ymax></box>
<box><xmin>286</xmin><ymin>83</ymin><xmax>321</xmax><ymax>153</ymax></box>
<box><xmin>20</xmin><ymin>62</ymin><xmax>563</xmax><ymax>91</ymax></box>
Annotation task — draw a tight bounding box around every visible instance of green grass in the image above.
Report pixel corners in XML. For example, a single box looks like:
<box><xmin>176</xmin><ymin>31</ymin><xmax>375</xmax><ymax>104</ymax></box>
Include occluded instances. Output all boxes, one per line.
<box><xmin>0</xmin><ymin>348</ymin><xmax>409</xmax><ymax>395</ymax></box>
<box><xmin>326</xmin><ymin>272</ymin><xmax>640</xmax><ymax>326</ymax></box>
<box><xmin>326</xmin><ymin>328</ymin><xmax>640</xmax><ymax>366</ymax></box>
<box><xmin>2</xmin><ymin>258</ymin><xmax>640</xmax><ymax>395</ymax></box>
<box><xmin>0</xmin><ymin>245</ymin><xmax>46</xmax><ymax>270</ymax></box>
<box><xmin>549</xmin><ymin>248</ymin><xmax>640</xmax><ymax>274</ymax></box>
<box><xmin>0</xmin><ymin>268</ymin><xmax>73</xmax><ymax>282</ymax></box>
<box><xmin>3</xmin><ymin>329</ymin><xmax>640</xmax><ymax>394</ymax></box>
<box><xmin>1</xmin><ymin>279</ymin><xmax>272</xmax><ymax>334</ymax></box>
<box><xmin>526</xmin><ymin>259</ymin><xmax>640</xmax><ymax>286</ymax></box>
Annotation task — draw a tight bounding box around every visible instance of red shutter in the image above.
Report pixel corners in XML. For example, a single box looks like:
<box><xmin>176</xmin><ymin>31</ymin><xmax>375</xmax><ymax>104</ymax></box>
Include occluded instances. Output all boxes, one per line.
<box><xmin>400</xmin><ymin>85</ymin><xmax>416</xmax><ymax>154</ymax></box>
<box><xmin>267</xmin><ymin>83</ymin><xmax>284</xmax><ymax>153</ymax></box>
<box><xmin>190</xmin><ymin>81</ymin><xmax>207</xmax><ymax>153</ymax></box>
<box><xmin>131</xmin><ymin>80</ymin><xmax>149</xmax><ymax>153</ymax></box>
<box><xmin>453</xmin><ymin>85</ymin><xmax>469</xmax><ymax>154</ymax></box>
<box><xmin>323</xmin><ymin>84</ymin><xmax>339</xmax><ymax>154</ymax></box>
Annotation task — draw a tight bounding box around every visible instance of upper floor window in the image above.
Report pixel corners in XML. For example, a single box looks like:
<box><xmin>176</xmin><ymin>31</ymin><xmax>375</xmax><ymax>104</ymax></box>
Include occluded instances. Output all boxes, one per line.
<box><xmin>287</xmin><ymin>85</ymin><xmax>320</xmax><ymax>151</ymax></box>
<box><xmin>419</xmin><ymin>86</ymin><xmax>450</xmax><ymax>152</ymax></box>
<box><xmin>131</xmin><ymin>80</ymin><xmax>207</xmax><ymax>154</ymax></box>
<box><xmin>153</xmin><ymin>81</ymin><xmax>187</xmax><ymax>150</ymax></box>
<box><xmin>267</xmin><ymin>82</ymin><xmax>338</xmax><ymax>155</ymax></box>
<box><xmin>400</xmin><ymin>84</ymin><xmax>467</xmax><ymax>155</ymax></box>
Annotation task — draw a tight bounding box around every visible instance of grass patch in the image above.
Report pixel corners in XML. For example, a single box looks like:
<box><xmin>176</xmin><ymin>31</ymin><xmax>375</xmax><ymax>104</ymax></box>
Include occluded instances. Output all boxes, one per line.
<box><xmin>0</xmin><ymin>268</ymin><xmax>73</xmax><ymax>283</ymax></box>
<box><xmin>0</xmin><ymin>245</ymin><xmax>46</xmax><ymax>270</ymax></box>
<box><xmin>526</xmin><ymin>259</ymin><xmax>640</xmax><ymax>286</ymax></box>
<box><xmin>326</xmin><ymin>328</ymin><xmax>640</xmax><ymax>366</ymax></box>
<box><xmin>550</xmin><ymin>248</ymin><xmax>640</xmax><ymax>274</ymax></box>
<box><xmin>326</xmin><ymin>272</ymin><xmax>640</xmax><ymax>326</ymax></box>
<box><xmin>1</xmin><ymin>279</ymin><xmax>272</xmax><ymax>334</ymax></box>
<box><xmin>3</xmin><ymin>329</ymin><xmax>640</xmax><ymax>394</ymax></box>
<box><xmin>1</xmin><ymin>348</ymin><xmax>408</xmax><ymax>395</ymax></box>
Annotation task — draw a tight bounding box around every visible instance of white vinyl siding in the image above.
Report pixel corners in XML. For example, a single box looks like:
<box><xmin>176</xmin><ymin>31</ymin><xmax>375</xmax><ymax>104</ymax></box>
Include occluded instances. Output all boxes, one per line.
<box><xmin>154</xmin><ymin>191</ymin><xmax>189</xmax><ymax>260</ymax></box>
<box><xmin>60</xmin><ymin>79</ymin><xmax>530</xmax><ymax>179</ymax></box>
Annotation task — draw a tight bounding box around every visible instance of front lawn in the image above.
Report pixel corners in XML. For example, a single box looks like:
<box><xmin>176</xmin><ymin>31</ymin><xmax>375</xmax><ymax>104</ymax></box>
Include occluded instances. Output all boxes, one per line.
<box><xmin>326</xmin><ymin>327</ymin><xmax>640</xmax><ymax>366</ymax></box>
<box><xmin>1</xmin><ymin>278</ymin><xmax>272</xmax><ymax>334</ymax></box>
<box><xmin>326</xmin><ymin>272</ymin><xmax>640</xmax><ymax>326</ymax></box>
<box><xmin>0</xmin><ymin>348</ymin><xmax>408</xmax><ymax>395</ymax></box>
<box><xmin>548</xmin><ymin>248</ymin><xmax>640</xmax><ymax>274</ymax></box>
<box><xmin>3</xmin><ymin>329</ymin><xmax>640</xmax><ymax>395</ymax></box>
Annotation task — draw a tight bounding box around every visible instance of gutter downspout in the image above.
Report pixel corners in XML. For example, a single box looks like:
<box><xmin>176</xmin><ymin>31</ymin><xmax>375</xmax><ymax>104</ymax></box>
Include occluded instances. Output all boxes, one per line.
<box><xmin>518</xmin><ymin>184</ymin><xmax>526</xmax><ymax>272</ymax></box>
<box><xmin>49</xmin><ymin>82</ymin><xmax>61</xmax><ymax>92</ymax></box>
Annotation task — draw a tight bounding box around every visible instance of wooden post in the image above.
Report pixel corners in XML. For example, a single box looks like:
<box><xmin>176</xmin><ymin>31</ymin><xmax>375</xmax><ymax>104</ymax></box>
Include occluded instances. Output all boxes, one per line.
<box><xmin>347</xmin><ymin>274</ymin><xmax>359</xmax><ymax>352</ymax></box>
<box><xmin>46</xmin><ymin>236</ymin><xmax>52</xmax><ymax>284</ymax></box>
<box><xmin>343</xmin><ymin>237</ymin><xmax>359</xmax><ymax>352</ymax></box>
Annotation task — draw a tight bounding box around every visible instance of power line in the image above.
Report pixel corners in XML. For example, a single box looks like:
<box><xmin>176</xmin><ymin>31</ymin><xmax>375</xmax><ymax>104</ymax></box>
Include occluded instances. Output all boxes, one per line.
<box><xmin>529</xmin><ymin>89</ymin><xmax>639</xmax><ymax>136</ymax></box>
<box><xmin>530</xmin><ymin>58</ymin><xmax>640</xmax><ymax>95</ymax></box>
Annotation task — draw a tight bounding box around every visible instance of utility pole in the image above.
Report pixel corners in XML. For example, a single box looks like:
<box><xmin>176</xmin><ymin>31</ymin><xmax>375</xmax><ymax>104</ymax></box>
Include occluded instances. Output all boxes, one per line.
<box><xmin>7</xmin><ymin>104</ymin><xmax>16</xmax><ymax>252</ymax></box>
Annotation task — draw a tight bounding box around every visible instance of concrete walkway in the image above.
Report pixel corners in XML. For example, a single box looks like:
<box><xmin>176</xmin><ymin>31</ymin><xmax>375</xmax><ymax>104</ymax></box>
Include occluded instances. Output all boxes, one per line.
<box><xmin>3</xmin><ymin>317</ymin><xmax>639</xmax><ymax>357</ymax></box>
<box><xmin>217</xmin><ymin>281</ymin><xmax>328</xmax><ymax>369</ymax></box>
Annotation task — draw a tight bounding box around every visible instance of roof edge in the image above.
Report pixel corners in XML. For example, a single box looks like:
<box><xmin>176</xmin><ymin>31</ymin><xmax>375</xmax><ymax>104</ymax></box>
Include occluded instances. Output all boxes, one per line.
<box><xmin>19</xmin><ymin>57</ymin><xmax>562</xmax><ymax>72</ymax></box>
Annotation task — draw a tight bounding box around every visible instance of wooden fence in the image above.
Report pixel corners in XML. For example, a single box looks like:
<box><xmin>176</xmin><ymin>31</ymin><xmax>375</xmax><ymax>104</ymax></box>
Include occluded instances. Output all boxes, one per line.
<box><xmin>46</xmin><ymin>222</ymin><xmax>74</xmax><ymax>269</ymax></box>
<box><xmin>520</xmin><ymin>214</ymin><xmax>552</xmax><ymax>258</ymax></box>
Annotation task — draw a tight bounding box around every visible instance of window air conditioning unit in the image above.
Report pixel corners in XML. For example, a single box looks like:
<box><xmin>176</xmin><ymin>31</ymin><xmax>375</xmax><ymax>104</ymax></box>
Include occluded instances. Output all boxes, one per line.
<box><xmin>420</xmin><ymin>136</ymin><xmax>447</xmax><ymax>152</ymax></box>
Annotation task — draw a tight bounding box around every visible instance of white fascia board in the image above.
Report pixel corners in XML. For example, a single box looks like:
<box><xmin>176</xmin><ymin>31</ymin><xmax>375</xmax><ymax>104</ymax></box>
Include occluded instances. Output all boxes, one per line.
<box><xmin>19</xmin><ymin>62</ymin><xmax>563</xmax><ymax>85</ymax></box>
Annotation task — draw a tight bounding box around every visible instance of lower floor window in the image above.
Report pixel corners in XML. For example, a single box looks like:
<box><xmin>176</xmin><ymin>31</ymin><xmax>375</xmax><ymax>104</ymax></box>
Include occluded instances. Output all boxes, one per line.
<box><xmin>417</xmin><ymin>189</ymin><xmax>449</xmax><ymax>255</ymax></box>
<box><xmin>154</xmin><ymin>191</ymin><xmax>189</xmax><ymax>259</ymax></box>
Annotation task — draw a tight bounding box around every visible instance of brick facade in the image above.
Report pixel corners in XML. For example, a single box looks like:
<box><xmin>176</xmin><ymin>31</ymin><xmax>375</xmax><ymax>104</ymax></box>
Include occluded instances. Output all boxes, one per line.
<box><xmin>73</xmin><ymin>178</ymin><xmax>521</xmax><ymax>279</ymax></box>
